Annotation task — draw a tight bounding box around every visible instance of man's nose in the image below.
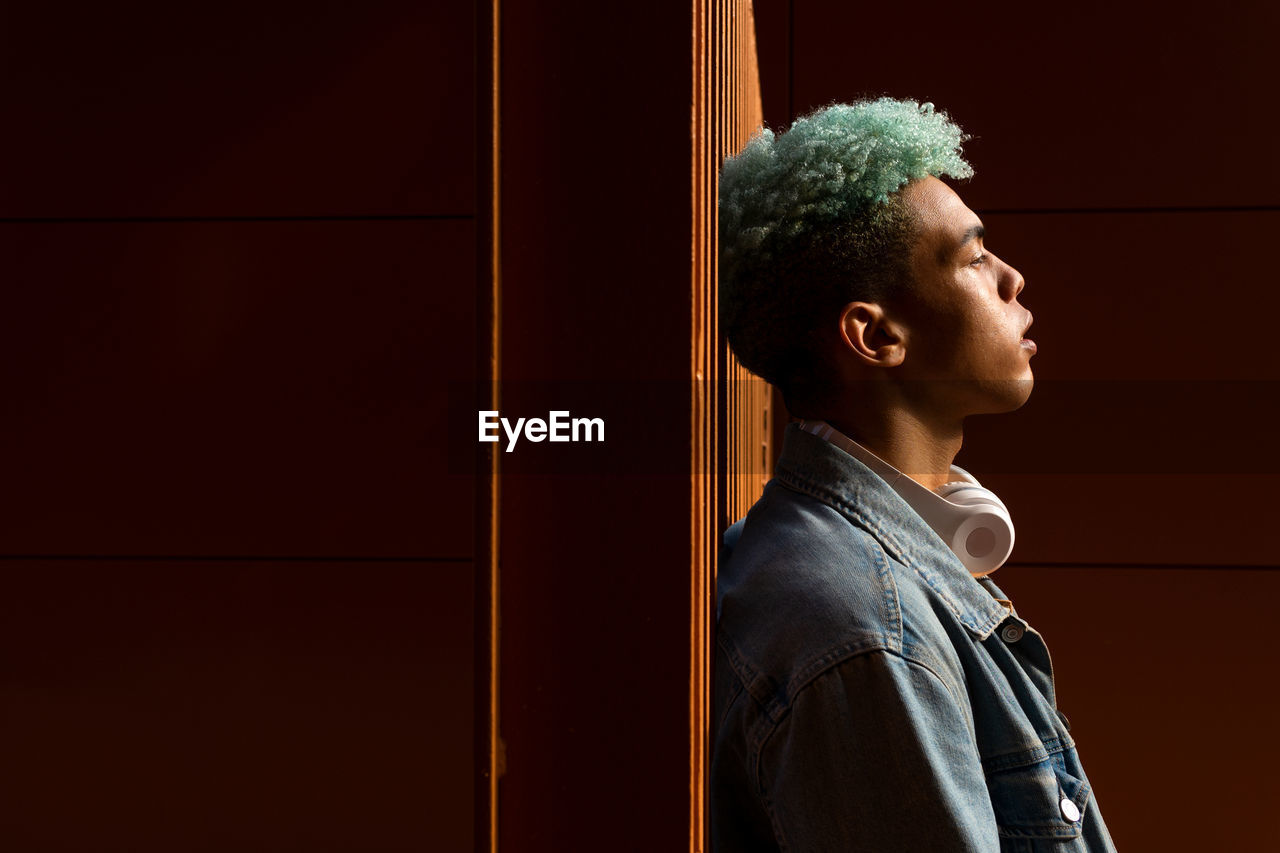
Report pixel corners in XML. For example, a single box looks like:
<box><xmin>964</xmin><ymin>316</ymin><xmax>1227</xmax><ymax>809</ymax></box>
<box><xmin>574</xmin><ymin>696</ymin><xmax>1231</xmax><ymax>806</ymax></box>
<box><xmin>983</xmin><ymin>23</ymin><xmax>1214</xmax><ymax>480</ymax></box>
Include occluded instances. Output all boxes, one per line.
<box><xmin>1002</xmin><ymin>260</ymin><xmax>1026</xmax><ymax>301</ymax></box>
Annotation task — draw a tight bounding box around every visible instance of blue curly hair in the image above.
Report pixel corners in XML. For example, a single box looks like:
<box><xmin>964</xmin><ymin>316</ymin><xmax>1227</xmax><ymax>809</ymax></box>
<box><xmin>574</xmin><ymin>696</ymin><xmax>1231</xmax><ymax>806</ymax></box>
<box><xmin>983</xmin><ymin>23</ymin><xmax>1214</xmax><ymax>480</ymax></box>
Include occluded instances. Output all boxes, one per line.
<box><xmin>719</xmin><ymin>98</ymin><xmax>973</xmax><ymax>409</ymax></box>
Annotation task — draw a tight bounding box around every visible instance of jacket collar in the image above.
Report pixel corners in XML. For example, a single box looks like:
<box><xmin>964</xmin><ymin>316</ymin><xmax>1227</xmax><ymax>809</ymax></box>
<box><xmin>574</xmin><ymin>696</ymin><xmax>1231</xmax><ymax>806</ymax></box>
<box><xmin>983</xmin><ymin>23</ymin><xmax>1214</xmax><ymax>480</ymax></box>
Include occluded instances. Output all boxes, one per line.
<box><xmin>773</xmin><ymin>423</ymin><xmax>1010</xmax><ymax>640</ymax></box>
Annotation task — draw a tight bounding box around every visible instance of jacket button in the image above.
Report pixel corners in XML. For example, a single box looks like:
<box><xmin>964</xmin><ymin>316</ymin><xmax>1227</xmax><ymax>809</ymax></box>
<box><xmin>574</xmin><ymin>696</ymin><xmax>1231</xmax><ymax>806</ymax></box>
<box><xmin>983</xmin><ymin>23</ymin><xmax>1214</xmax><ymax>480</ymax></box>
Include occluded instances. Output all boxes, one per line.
<box><xmin>1060</xmin><ymin>797</ymin><xmax>1081</xmax><ymax>822</ymax></box>
<box><xmin>1000</xmin><ymin>622</ymin><xmax>1024</xmax><ymax>643</ymax></box>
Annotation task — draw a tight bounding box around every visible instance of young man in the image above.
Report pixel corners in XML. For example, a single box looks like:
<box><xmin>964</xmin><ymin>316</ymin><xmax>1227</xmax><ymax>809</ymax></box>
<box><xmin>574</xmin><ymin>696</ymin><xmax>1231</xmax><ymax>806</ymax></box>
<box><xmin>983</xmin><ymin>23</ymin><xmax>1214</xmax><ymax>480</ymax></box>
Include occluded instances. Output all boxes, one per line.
<box><xmin>712</xmin><ymin>99</ymin><xmax>1117</xmax><ymax>852</ymax></box>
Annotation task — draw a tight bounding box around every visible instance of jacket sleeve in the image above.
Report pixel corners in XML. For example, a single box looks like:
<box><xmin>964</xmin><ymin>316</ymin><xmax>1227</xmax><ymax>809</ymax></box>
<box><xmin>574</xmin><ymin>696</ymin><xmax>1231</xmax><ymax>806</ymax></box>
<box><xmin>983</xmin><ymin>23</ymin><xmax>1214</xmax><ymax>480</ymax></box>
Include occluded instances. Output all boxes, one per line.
<box><xmin>757</xmin><ymin>649</ymin><xmax>1000</xmax><ymax>852</ymax></box>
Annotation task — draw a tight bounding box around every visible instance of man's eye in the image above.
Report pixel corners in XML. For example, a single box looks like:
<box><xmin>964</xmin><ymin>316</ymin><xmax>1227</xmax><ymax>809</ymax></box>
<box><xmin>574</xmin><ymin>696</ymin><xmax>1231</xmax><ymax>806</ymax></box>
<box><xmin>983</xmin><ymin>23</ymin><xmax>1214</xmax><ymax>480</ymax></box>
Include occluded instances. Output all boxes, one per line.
<box><xmin>970</xmin><ymin>253</ymin><xmax>988</xmax><ymax>266</ymax></box>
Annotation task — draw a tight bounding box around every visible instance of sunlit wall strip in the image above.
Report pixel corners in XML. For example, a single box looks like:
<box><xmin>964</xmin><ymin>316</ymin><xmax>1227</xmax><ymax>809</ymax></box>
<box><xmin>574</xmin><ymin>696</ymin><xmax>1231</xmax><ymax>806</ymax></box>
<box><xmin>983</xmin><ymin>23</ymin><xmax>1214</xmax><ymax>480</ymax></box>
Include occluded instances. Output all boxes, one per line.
<box><xmin>690</xmin><ymin>1</ymin><xmax>765</xmax><ymax>850</ymax></box>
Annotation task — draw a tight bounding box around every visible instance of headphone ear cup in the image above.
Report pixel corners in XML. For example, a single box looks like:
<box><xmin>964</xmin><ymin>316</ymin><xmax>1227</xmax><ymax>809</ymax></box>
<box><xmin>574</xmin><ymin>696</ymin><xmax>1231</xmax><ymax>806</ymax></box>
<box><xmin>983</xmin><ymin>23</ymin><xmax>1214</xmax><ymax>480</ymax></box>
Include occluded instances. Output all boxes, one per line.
<box><xmin>936</xmin><ymin>483</ymin><xmax>1014</xmax><ymax>576</ymax></box>
<box><xmin>951</xmin><ymin>511</ymin><xmax>1014</xmax><ymax>576</ymax></box>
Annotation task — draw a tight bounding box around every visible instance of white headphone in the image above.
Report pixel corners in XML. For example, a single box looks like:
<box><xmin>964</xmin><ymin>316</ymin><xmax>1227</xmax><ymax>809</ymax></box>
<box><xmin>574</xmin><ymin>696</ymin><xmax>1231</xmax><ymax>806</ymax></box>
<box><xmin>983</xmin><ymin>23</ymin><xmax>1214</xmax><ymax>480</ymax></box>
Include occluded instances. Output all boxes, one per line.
<box><xmin>799</xmin><ymin>420</ymin><xmax>1015</xmax><ymax>576</ymax></box>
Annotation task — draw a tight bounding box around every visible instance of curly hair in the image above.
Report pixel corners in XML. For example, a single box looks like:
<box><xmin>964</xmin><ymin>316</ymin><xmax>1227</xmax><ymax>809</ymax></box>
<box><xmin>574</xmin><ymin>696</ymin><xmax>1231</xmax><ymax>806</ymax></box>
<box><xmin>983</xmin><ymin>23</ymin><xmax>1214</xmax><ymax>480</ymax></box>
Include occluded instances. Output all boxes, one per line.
<box><xmin>719</xmin><ymin>98</ymin><xmax>973</xmax><ymax>411</ymax></box>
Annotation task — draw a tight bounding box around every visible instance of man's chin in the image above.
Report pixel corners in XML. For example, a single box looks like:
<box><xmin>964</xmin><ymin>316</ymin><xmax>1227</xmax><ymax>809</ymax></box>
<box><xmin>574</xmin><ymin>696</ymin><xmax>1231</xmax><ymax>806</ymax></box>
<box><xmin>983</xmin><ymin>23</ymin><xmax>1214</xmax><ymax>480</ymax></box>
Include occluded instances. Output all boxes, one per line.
<box><xmin>972</xmin><ymin>377</ymin><xmax>1035</xmax><ymax>415</ymax></box>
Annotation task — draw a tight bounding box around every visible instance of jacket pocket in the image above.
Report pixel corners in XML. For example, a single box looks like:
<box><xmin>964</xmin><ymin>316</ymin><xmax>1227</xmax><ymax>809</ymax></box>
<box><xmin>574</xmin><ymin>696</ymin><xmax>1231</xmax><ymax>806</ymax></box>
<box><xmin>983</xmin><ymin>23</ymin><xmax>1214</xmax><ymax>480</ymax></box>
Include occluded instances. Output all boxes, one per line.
<box><xmin>986</xmin><ymin>753</ymin><xmax>1091</xmax><ymax>851</ymax></box>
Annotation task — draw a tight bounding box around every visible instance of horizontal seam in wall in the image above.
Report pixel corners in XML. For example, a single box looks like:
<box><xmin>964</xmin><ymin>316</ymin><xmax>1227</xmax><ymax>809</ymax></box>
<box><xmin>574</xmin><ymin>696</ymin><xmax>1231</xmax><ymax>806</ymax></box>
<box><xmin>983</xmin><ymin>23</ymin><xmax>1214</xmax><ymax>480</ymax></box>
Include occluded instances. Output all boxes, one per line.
<box><xmin>978</xmin><ymin>205</ymin><xmax>1280</xmax><ymax>215</ymax></box>
<box><xmin>1007</xmin><ymin>561</ymin><xmax>1280</xmax><ymax>571</ymax></box>
<box><xmin>0</xmin><ymin>554</ymin><xmax>470</xmax><ymax>563</ymax></box>
<box><xmin>0</xmin><ymin>214</ymin><xmax>475</xmax><ymax>224</ymax></box>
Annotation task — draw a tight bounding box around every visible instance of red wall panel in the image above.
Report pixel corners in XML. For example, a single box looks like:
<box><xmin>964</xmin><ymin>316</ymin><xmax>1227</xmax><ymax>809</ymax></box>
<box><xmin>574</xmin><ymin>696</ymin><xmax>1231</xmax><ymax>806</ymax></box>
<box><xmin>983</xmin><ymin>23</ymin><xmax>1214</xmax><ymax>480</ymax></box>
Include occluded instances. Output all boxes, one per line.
<box><xmin>955</xmin><ymin>211</ymin><xmax>1280</xmax><ymax>567</ymax></box>
<box><xmin>497</xmin><ymin>2</ymin><xmax>695</xmax><ymax>848</ymax></box>
<box><xmin>0</xmin><ymin>220</ymin><xmax>474</xmax><ymax>558</ymax></box>
<box><xmin>0</xmin><ymin>557</ymin><xmax>472</xmax><ymax>852</ymax></box>
<box><xmin>0</xmin><ymin>2</ymin><xmax>479</xmax><ymax>848</ymax></box>
<box><xmin>787</xmin><ymin>0</ymin><xmax>1280</xmax><ymax>210</ymax></box>
<box><xmin>996</xmin><ymin>565</ymin><xmax>1280</xmax><ymax>852</ymax></box>
<box><xmin>0</xmin><ymin>1</ymin><xmax>473</xmax><ymax>218</ymax></box>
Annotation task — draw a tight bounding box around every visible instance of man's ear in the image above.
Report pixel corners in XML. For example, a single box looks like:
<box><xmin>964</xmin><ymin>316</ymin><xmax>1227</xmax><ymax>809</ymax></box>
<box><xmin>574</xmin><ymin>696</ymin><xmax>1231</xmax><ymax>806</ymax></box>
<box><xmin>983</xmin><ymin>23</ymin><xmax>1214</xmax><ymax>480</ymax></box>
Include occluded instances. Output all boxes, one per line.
<box><xmin>838</xmin><ymin>301</ymin><xmax>906</xmax><ymax>368</ymax></box>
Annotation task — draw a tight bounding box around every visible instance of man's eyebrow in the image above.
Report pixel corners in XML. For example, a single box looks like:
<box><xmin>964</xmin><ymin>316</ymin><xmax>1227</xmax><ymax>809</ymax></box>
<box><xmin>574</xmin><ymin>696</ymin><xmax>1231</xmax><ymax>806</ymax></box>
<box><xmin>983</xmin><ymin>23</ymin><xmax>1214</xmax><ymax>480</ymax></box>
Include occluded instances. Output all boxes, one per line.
<box><xmin>958</xmin><ymin>223</ymin><xmax>986</xmax><ymax>247</ymax></box>
<box><xmin>935</xmin><ymin>222</ymin><xmax>986</xmax><ymax>265</ymax></box>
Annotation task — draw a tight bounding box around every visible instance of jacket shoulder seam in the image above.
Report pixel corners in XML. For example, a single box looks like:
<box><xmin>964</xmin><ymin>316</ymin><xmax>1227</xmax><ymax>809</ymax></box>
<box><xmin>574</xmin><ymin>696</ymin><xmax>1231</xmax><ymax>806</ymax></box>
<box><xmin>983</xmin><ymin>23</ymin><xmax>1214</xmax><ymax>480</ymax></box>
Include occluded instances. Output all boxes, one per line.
<box><xmin>723</xmin><ymin>530</ymin><xmax>905</xmax><ymax>725</ymax></box>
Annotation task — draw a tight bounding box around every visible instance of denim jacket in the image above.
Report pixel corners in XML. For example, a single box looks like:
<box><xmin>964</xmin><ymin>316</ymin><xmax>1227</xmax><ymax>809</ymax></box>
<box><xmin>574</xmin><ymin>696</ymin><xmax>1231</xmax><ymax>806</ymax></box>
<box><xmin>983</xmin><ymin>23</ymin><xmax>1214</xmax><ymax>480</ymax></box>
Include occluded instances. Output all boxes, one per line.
<box><xmin>712</xmin><ymin>425</ymin><xmax>1117</xmax><ymax>852</ymax></box>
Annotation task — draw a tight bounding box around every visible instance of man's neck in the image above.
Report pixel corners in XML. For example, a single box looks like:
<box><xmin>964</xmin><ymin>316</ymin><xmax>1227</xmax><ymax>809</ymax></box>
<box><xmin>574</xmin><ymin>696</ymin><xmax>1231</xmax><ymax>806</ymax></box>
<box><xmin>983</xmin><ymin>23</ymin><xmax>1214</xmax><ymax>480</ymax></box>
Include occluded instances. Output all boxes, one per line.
<box><xmin>823</xmin><ymin>411</ymin><xmax>963</xmax><ymax>493</ymax></box>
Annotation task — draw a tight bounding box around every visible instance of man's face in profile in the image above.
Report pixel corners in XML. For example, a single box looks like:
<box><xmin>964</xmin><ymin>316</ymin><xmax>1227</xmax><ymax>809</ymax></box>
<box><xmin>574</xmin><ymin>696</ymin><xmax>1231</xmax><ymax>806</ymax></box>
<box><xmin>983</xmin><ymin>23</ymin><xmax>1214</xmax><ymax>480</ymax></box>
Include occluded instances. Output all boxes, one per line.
<box><xmin>893</xmin><ymin>175</ymin><xmax>1036</xmax><ymax>417</ymax></box>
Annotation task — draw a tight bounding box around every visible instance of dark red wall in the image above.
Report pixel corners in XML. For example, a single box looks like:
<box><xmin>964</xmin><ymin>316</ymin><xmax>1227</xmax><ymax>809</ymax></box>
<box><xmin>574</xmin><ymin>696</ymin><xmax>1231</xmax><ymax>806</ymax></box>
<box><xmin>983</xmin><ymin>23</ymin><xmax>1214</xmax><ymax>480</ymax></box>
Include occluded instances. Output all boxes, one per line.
<box><xmin>495</xmin><ymin>3</ymin><xmax>696</xmax><ymax>850</ymax></box>
<box><xmin>0</xmin><ymin>3</ymin><xmax>475</xmax><ymax>850</ymax></box>
<box><xmin>754</xmin><ymin>1</ymin><xmax>1280</xmax><ymax>849</ymax></box>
